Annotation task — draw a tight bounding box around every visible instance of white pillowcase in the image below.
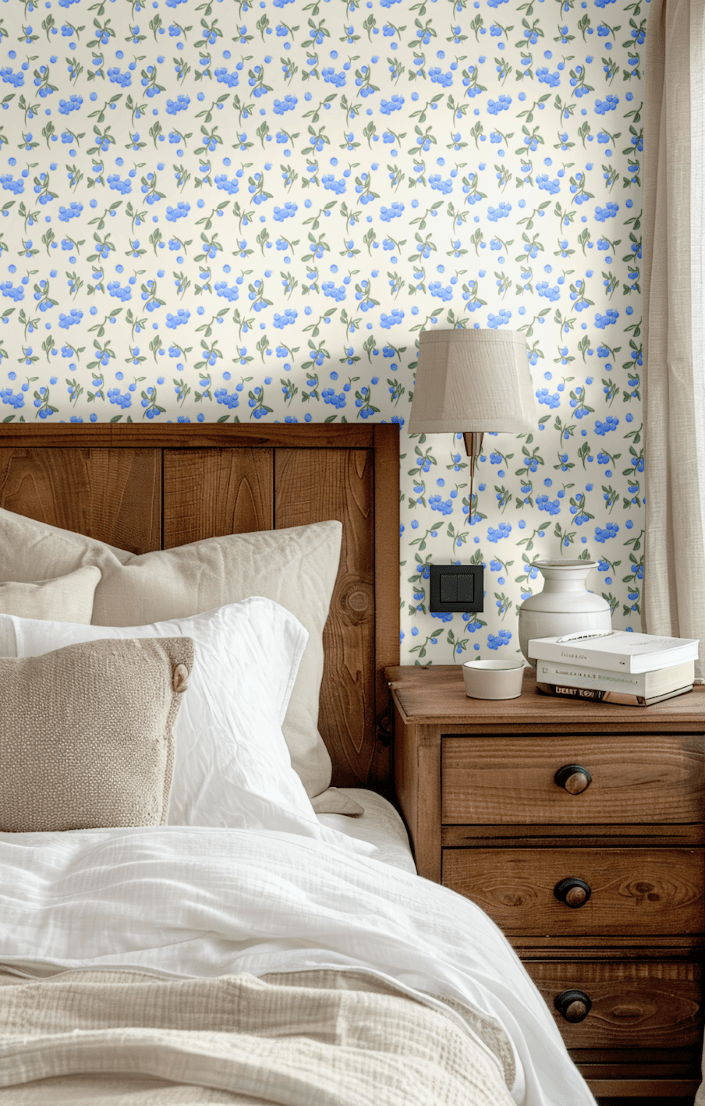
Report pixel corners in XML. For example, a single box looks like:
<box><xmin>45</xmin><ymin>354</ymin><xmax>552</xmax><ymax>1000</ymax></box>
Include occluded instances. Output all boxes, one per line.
<box><xmin>0</xmin><ymin>600</ymin><xmax>345</xmax><ymax>845</ymax></box>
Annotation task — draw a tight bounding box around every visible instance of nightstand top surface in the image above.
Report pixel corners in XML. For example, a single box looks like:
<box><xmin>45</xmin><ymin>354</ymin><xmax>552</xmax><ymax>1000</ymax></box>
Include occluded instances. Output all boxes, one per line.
<box><xmin>384</xmin><ymin>664</ymin><xmax>705</xmax><ymax>727</ymax></box>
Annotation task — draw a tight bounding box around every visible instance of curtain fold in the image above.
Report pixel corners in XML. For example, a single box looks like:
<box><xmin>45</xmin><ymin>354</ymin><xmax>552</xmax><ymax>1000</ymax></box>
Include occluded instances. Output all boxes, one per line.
<box><xmin>643</xmin><ymin>0</ymin><xmax>705</xmax><ymax>681</ymax></box>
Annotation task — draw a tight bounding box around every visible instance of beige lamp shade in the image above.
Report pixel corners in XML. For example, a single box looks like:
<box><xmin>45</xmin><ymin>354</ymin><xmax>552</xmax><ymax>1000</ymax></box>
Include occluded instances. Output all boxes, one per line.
<box><xmin>408</xmin><ymin>328</ymin><xmax>538</xmax><ymax>436</ymax></box>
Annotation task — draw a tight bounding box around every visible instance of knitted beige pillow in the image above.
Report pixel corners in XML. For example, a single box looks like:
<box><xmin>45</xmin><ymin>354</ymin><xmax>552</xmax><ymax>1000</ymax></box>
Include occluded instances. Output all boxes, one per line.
<box><xmin>0</xmin><ymin>636</ymin><xmax>194</xmax><ymax>833</ymax></box>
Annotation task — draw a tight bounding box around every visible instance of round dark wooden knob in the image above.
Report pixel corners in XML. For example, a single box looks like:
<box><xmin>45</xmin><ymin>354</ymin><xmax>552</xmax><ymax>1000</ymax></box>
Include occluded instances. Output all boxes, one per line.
<box><xmin>554</xmin><ymin>764</ymin><xmax>592</xmax><ymax>794</ymax></box>
<box><xmin>555</xmin><ymin>989</ymin><xmax>592</xmax><ymax>1023</ymax></box>
<box><xmin>554</xmin><ymin>876</ymin><xmax>592</xmax><ymax>908</ymax></box>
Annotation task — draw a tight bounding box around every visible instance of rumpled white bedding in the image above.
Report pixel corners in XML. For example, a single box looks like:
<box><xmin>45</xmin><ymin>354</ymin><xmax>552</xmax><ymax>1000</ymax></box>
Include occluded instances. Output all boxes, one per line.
<box><xmin>0</xmin><ymin>826</ymin><xmax>596</xmax><ymax>1106</ymax></box>
<box><xmin>316</xmin><ymin>788</ymin><xmax>416</xmax><ymax>873</ymax></box>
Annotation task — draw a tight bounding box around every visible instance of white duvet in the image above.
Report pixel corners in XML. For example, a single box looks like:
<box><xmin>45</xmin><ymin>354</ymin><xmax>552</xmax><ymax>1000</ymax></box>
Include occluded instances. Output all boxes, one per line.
<box><xmin>0</xmin><ymin>826</ymin><xmax>595</xmax><ymax>1106</ymax></box>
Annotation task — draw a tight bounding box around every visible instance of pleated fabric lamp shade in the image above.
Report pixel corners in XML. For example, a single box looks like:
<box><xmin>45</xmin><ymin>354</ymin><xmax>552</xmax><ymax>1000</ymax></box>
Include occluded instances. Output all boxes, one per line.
<box><xmin>408</xmin><ymin>327</ymin><xmax>539</xmax><ymax>502</ymax></box>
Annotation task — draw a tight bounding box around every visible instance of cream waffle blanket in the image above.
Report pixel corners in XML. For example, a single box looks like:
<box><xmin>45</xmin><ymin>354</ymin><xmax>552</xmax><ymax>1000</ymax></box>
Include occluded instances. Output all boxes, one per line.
<box><xmin>0</xmin><ymin>968</ymin><xmax>514</xmax><ymax>1105</ymax></box>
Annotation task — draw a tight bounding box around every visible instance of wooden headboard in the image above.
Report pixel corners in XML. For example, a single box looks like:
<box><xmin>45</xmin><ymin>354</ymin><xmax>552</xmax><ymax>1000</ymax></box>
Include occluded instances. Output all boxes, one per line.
<box><xmin>0</xmin><ymin>423</ymin><xmax>400</xmax><ymax>796</ymax></box>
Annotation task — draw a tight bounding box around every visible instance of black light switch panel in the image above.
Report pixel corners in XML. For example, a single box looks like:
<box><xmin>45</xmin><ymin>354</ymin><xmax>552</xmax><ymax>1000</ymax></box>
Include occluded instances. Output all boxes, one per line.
<box><xmin>429</xmin><ymin>564</ymin><xmax>484</xmax><ymax>613</ymax></box>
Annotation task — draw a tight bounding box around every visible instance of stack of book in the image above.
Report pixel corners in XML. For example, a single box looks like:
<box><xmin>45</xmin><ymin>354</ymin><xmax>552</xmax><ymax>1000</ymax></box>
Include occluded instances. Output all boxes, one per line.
<box><xmin>529</xmin><ymin>630</ymin><xmax>700</xmax><ymax>707</ymax></box>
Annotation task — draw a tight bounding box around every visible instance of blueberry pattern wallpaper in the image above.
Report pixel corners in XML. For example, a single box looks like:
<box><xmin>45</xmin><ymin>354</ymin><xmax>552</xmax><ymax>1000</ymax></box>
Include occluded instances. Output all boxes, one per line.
<box><xmin>0</xmin><ymin>0</ymin><xmax>645</xmax><ymax>663</ymax></box>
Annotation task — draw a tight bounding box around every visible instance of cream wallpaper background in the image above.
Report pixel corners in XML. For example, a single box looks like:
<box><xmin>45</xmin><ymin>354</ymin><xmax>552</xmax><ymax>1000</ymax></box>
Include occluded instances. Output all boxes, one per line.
<box><xmin>0</xmin><ymin>0</ymin><xmax>645</xmax><ymax>662</ymax></box>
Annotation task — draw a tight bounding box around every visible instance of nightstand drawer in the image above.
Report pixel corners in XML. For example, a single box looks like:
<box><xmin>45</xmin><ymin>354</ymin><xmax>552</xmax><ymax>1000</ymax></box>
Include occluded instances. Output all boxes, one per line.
<box><xmin>443</xmin><ymin>848</ymin><xmax>705</xmax><ymax>935</ymax></box>
<box><xmin>524</xmin><ymin>960</ymin><xmax>702</xmax><ymax>1051</ymax></box>
<box><xmin>442</xmin><ymin>733</ymin><xmax>705</xmax><ymax>825</ymax></box>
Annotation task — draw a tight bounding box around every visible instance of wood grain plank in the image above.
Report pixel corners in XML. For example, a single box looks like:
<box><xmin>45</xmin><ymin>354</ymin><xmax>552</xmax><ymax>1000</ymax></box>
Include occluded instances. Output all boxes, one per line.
<box><xmin>394</xmin><ymin>714</ymin><xmax>419</xmax><ymax>852</ymax></box>
<box><xmin>575</xmin><ymin>1048</ymin><xmax>695</xmax><ymax>1066</ymax></box>
<box><xmin>575</xmin><ymin>1049</ymin><xmax>699</xmax><ymax>1063</ymax></box>
<box><xmin>0</xmin><ymin>447</ymin><xmax>160</xmax><ymax>553</ymax></box>
<box><xmin>163</xmin><ymin>449</ymin><xmax>273</xmax><ymax>547</ymax></box>
<box><xmin>588</xmin><ymin>1079</ymin><xmax>699</xmax><ymax>1098</ymax></box>
<box><xmin>441</xmin><ymin>734</ymin><xmax>705</xmax><ymax>825</ymax></box>
<box><xmin>595</xmin><ymin>1097</ymin><xmax>696</xmax><ymax>1105</ymax></box>
<box><xmin>514</xmin><ymin>940</ymin><xmax>705</xmax><ymax>958</ymax></box>
<box><xmin>586</xmin><ymin>1067</ymin><xmax>699</xmax><ymax>1079</ymax></box>
<box><xmin>373</xmin><ymin>424</ymin><xmax>400</xmax><ymax>760</ymax></box>
<box><xmin>274</xmin><ymin>447</ymin><xmax>379</xmax><ymax>789</ymax></box>
<box><xmin>415</xmin><ymin>726</ymin><xmax>442</xmax><ymax>882</ymax></box>
<box><xmin>595</xmin><ymin>1096</ymin><xmax>696</xmax><ymax>1105</ymax></box>
<box><xmin>443</xmin><ymin>825</ymin><xmax>705</xmax><ymax>847</ymax></box>
<box><xmin>595</xmin><ymin>1099</ymin><xmax>695</xmax><ymax>1106</ymax></box>
<box><xmin>524</xmin><ymin>960</ymin><xmax>702</xmax><ymax>1049</ymax></box>
<box><xmin>393</xmin><ymin>717</ymin><xmax>442</xmax><ymax>879</ymax></box>
<box><xmin>0</xmin><ymin>424</ymin><xmax>377</xmax><ymax>449</ymax></box>
<box><xmin>442</xmin><ymin>848</ymin><xmax>705</xmax><ymax>936</ymax></box>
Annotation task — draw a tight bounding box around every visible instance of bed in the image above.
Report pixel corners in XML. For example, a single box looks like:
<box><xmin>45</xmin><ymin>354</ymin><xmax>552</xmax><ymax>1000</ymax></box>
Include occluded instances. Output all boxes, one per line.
<box><xmin>0</xmin><ymin>422</ymin><xmax>596</xmax><ymax>1106</ymax></box>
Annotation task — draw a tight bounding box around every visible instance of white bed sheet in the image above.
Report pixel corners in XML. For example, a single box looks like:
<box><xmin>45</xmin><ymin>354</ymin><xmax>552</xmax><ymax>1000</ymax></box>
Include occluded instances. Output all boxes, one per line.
<box><xmin>316</xmin><ymin>788</ymin><xmax>417</xmax><ymax>873</ymax></box>
<box><xmin>0</xmin><ymin>825</ymin><xmax>596</xmax><ymax>1106</ymax></box>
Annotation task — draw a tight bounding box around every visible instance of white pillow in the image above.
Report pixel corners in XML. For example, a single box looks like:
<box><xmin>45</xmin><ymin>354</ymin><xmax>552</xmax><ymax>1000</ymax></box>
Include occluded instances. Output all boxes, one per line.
<box><xmin>0</xmin><ymin>600</ymin><xmax>342</xmax><ymax>843</ymax></box>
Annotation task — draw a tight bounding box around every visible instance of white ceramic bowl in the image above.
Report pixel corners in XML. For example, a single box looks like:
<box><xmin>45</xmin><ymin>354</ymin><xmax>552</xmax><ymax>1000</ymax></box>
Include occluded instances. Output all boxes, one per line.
<box><xmin>462</xmin><ymin>659</ymin><xmax>526</xmax><ymax>700</ymax></box>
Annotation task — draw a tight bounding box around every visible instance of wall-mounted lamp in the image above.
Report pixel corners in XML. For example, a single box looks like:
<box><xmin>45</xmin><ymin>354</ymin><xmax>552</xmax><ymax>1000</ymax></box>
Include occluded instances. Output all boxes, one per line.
<box><xmin>408</xmin><ymin>328</ymin><xmax>539</xmax><ymax>501</ymax></box>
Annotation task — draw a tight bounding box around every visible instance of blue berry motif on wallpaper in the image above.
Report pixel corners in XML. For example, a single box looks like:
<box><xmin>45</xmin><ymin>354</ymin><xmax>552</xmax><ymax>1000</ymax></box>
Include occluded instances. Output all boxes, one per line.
<box><xmin>0</xmin><ymin>0</ymin><xmax>646</xmax><ymax>662</ymax></box>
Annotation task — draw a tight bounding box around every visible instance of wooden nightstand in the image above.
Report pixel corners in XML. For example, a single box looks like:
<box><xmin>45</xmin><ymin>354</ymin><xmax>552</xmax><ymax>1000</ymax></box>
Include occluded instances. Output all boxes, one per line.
<box><xmin>386</xmin><ymin>663</ymin><xmax>705</xmax><ymax>1103</ymax></box>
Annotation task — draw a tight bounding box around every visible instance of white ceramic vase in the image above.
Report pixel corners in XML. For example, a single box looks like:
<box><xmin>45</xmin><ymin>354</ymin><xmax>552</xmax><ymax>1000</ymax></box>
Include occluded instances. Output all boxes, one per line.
<box><xmin>518</xmin><ymin>559</ymin><xmax>612</xmax><ymax>666</ymax></box>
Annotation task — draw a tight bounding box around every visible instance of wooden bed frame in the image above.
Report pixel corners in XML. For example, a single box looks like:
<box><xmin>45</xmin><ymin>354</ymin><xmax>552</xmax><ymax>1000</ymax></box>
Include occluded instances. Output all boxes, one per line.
<box><xmin>0</xmin><ymin>423</ymin><xmax>400</xmax><ymax>797</ymax></box>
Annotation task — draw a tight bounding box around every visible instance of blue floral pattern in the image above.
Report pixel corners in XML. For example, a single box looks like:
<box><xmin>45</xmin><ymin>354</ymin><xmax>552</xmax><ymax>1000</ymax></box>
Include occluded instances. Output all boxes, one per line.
<box><xmin>0</xmin><ymin>0</ymin><xmax>645</xmax><ymax>661</ymax></box>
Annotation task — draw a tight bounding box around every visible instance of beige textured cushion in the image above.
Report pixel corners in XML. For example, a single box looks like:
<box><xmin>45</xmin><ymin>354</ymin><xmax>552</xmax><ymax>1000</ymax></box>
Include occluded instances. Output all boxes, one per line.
<box><xmin>0</xmin><ymin>636</ymin><xmax>194</xmax><ymax>833</ymax></box>
<box><xmin>0</xmin><ymin>509</ymin><xmax>343</xmax><ymax>807</ymax></box>
<box><xmin>0</xmin><ymin>566</ymin><xmax>100</xmax><ymax>623</ymax></box>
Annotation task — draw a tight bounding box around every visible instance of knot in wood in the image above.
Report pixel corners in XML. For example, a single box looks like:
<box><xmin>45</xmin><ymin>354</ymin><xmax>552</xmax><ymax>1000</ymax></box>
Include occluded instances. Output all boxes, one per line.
<box><xmin>611</xmin><ymin>1004</ymin><xmax>644</xmax><ymax>1019</ymax></box>
<box><xmin>340</xmin><ymin>581</ymin><xmax>372</xmax><ymax>623</ymax></box>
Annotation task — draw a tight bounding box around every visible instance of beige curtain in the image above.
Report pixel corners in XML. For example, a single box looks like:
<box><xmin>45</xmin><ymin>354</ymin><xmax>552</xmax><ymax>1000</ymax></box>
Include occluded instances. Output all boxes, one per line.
<box><xmin>643</xmin><ymin>0</ymin><xmax>705</xmax><ymax>681</ymax></box>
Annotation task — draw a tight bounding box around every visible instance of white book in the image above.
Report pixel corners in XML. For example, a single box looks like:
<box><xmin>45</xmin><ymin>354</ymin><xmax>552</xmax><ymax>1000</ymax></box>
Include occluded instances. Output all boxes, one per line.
<box><xmin>536</xmin><ymin>658</ymin><xmax>695</xmax><ymax>697</ymax></box>
<box><xmin>529</xmin><ymin>629</ymin><xmax>700</xmax><ymax>674</ymax></box>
